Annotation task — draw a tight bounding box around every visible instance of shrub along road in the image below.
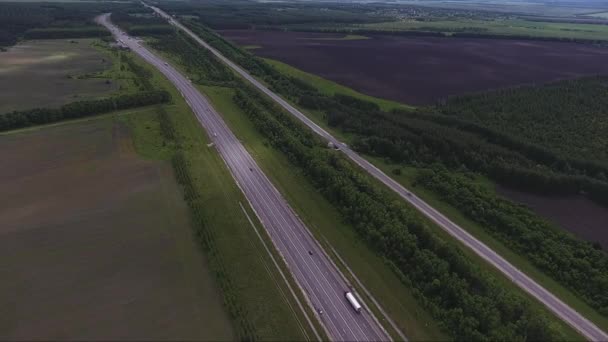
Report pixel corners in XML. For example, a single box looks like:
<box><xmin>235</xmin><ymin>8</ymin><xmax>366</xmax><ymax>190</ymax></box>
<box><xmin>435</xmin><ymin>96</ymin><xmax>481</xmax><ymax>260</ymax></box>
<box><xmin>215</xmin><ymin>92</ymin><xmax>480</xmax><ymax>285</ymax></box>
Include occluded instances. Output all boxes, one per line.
<box><xmin>147</xmin><ymin>5</ymin><xmax>608</xmax><ymax>341</ymax></box>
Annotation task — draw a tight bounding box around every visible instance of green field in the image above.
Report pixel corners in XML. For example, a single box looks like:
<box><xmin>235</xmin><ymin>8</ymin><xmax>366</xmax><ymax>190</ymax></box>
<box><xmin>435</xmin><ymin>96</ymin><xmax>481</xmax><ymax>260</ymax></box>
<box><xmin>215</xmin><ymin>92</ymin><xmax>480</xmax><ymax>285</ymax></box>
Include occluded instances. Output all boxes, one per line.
<box><xmin>264</xmin><ymin>58</ymin><xmax>412</xmax><ymax>112</ymax></box>
<box><xmin>0</xmin><ymin>111</ymin><xmax>234</xmax><ymax>340</ymax></box>
<box><xmin>0</xmin><ymin>39</ymin><xmax>117</xmax><ymax>113</ymax></box>
<box><xmin>394</xmin><ymin>0</ymin><xmax>608</xmax><ymax>17</ymax></box>
<box><xmin>302</xmin><ymin>34</ymin><xmax>370</xmax><ymax>41</ymax></box>
<box><xmin>361</xmin><ymin>18</ymin><xmax>608</xmax><ymax>40</ymax></box>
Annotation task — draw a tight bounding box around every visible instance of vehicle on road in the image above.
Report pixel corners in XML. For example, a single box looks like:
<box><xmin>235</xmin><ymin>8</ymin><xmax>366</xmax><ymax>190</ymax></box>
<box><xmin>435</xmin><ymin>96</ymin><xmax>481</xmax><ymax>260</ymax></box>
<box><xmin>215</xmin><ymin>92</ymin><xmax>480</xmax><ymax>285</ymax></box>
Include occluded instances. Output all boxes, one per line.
<box><xmin>345</xmin><ymin>291</ymin><xmax>362</xmax><ymax>313</ymax></box>
<box><xmin>164</xmin><ymin>62</ymin><xmax>168</xmax><ymax>66</ymax></box>
<box><xmin>308</xmin><ymin>250</ymin><xmax>313</xmax><ymax>255</ymax></box>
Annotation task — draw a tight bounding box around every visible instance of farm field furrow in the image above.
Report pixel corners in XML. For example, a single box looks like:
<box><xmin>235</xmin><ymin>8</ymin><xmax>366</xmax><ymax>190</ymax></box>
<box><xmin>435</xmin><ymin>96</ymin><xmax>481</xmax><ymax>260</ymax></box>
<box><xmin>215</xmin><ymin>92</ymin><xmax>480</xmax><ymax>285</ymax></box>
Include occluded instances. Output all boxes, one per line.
<box><xmin>0</xmin><ymin>114</ymin><xmax>234</xmax><ymax>341</ymax></box>
<box><xmin>219</xmin><ymin>29</ymin><xmax>608</xmax><ymax>105</ymax></box>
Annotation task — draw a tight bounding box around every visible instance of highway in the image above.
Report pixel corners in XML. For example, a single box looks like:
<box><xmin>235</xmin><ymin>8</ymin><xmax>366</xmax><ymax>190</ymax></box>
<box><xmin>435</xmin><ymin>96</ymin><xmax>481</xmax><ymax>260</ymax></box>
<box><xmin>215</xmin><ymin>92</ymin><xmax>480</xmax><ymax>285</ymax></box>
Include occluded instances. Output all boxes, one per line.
<box><xmin>146</xmin><ymin>6</ymin><xmax>608</xmax><ymax>341</ymax></box>
<box><xmin>96</xmin><ymin>13</ymin><xmax>390</xmax><ymax>342</ymax></box>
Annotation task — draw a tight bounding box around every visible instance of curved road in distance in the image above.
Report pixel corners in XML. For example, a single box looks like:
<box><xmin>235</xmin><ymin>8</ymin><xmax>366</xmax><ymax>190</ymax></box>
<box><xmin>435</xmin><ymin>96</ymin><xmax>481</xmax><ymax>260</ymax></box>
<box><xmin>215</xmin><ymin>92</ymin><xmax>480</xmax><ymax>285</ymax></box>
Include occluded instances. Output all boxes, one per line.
<box><xmin>96</xmin><ymin>13</ymin><xmax>390</xmax><ymax>342</ymax></box>
<box><xmin>147</xmin><ymin>5</ymin><xmax>608</xmax><ymax>341</ymax></box>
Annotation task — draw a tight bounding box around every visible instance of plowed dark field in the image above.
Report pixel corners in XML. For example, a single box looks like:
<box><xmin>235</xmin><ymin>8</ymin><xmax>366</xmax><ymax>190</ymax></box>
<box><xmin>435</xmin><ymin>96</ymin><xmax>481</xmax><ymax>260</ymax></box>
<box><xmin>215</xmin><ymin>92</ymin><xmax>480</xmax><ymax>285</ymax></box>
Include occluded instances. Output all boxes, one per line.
<box><xmin>497</xmin><ymin>185</ymin><xmax>608</xmax><ymax>250</ymax></box>
<box><xmin>220</xmin><ymin>30</ymin><xmax>608</xmax><ymax>105</ymax></box>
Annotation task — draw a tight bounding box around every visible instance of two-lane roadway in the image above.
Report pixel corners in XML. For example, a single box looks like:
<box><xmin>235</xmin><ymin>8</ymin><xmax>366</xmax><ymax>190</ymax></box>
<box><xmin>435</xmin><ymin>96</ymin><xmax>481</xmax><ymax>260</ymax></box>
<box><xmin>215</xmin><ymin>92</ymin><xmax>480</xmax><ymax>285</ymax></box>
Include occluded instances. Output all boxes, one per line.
<box><xmin>96</xmin><ymin>13</ymin><xmax>390</xmax><ymax>342</ymax></box>
<box><xmin>146</xmin><ymin>6</ymin><xmax>608</xmax><ymax>341</ymax></box>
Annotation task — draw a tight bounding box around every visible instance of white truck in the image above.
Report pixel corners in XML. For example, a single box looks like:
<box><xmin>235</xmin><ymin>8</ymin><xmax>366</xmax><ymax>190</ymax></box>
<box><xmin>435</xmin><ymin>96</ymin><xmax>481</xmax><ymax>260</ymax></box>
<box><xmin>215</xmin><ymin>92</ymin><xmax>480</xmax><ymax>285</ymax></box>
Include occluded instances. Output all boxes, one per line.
<box><xmin>345</xmin><ymin>291</ymin><xmax>362</xmax><ymax>313</ymax></box>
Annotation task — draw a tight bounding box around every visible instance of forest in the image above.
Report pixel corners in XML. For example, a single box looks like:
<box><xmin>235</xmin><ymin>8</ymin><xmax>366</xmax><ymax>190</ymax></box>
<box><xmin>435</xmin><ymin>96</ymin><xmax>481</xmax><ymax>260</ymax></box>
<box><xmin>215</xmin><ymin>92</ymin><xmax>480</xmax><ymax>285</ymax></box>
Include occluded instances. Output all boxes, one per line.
<box><xmin>110</xmin><ymin>9</ymin><xmax>173</xmax><ymax>36</ymax></box>
<box><xmin>147</xmin><ymin>24</ymin><xmax>571</xmax><ymax>341</ymax></box>
<box><xmin>156</xmin><ymin>0</ymin><xmax>390</xmax><ymax>30</ymax></box>
<box><xmin>438</xmin><ymin>77</ymin><xmax>608</xmax><ymax>164</ymax></box>
<box><xmin>0</xmin><ymin>2</ymin><xmax>135</xmax><ymax>47</ymax></box>
<box><xmin>174</xmin><ymin>20</ymin><xmax>608</xmax><ymax>317</ymax></box>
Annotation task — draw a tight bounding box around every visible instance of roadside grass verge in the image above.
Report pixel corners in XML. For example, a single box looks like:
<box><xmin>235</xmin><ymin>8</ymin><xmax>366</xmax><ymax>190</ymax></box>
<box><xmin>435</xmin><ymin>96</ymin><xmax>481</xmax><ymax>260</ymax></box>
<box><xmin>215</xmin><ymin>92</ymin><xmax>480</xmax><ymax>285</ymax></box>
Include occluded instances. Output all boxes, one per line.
<box><xmin>92</xmin><ymin>42</ymin><xmax>143</xmax><ymax>93</ymax></box>
<box><xmin>242</xmin><ymin>44</ymin><xmax>261</xmax><ymax>50</ymax></box>
<box><xmin>263</xmin><ymin>58</ymin><xmax>413</xmax><ymax>112</ymax></box>
<box><xmin>123</xmin><ymin>50</ymin><xmax>317</xmax><ymax>341</ymax></box>
<box><xmin>199</xmin><ymin>84</ymin><xmax>449</xmax><ymax>341</ymax></box>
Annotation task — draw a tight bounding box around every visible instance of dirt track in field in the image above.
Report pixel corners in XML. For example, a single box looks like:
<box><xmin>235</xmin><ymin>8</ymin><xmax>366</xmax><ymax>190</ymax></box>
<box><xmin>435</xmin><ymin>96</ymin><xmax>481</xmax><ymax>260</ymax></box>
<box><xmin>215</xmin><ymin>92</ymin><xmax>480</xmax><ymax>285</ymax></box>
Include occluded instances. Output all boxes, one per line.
<box><xmin>220</xmin><ymin>30</ymin><xmax>608</xmax><ymax>105</ymax></box>
<box><xmin>0</xmin><ymin>117</ymin><xmax>233</xmax><ymax>341</ymax></box>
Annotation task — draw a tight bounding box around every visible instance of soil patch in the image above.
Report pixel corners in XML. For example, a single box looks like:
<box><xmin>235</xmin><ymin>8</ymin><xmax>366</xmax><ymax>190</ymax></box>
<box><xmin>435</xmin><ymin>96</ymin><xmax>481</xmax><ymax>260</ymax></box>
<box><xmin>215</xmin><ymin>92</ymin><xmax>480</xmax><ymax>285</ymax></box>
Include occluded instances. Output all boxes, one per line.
<box><xmin>497</xmin><ymin>185</ymin><xmax>608</xmax><ymax>250</ymax></box>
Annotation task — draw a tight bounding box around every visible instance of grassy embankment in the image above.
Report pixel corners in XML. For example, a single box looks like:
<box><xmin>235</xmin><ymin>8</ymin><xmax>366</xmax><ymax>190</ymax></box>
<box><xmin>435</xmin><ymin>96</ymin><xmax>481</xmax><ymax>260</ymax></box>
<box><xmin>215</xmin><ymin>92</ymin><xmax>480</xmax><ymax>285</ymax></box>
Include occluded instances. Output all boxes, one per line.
<box><xmin>251</xmin><ymin>59</ymin><xmax>600</xmax><ymax>339</ymax></box>
<box><xmin>264</xmin><ymin>58</ymin><xmax>413</xmax><ymax>112</ymax></box>
<box><xmin>121</xmin><ymin>47</ymin><xmax>318</xmax><ymax>341</ymax></box>
<box><xmin>361</xmin><ymin>18</ymin><xmax>608</xmax><ymax>41</ymax></box>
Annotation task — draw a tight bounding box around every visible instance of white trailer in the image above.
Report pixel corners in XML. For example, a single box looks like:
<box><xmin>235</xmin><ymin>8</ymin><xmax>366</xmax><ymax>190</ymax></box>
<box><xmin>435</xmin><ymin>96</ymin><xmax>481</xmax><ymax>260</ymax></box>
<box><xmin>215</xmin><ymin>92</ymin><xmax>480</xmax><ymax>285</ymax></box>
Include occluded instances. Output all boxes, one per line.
<box><xmin>345</xmin><ymin>291</ymin><xmax>362</xmax><ymax>313</ymax></box>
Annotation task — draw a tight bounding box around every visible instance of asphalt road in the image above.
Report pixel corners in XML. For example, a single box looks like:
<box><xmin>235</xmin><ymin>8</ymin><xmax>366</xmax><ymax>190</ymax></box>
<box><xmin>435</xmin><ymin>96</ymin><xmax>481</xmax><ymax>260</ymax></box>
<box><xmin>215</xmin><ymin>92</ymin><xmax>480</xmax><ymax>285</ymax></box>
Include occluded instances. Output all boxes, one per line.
<box><xmin>96</xmin><ymin>13</ymin><xmax>390</xmax><ymax>342</ymax></box>
<box><xmin>147</xmin><ymin>7</ymin><xmax>608</xmax><ymax>342</ymax></box>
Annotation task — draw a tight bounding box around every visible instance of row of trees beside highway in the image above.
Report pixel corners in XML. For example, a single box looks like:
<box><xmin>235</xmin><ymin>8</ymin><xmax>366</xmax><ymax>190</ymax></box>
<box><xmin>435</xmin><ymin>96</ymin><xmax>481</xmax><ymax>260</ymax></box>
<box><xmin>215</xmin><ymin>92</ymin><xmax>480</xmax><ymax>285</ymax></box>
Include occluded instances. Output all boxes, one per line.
<box><xmin>175</xmin><ymin>20</ymin><xmax>608</xmax><ymax>318</ymax></box>
<box><xmin>415</xmin><ymin>166</ymin><xmax>608</xmax><ymax>316</ymax></box>
<box><xmin>0</xmin><ymin>90</ymin><xmax>170</xmax><ymax>132</ymax></box>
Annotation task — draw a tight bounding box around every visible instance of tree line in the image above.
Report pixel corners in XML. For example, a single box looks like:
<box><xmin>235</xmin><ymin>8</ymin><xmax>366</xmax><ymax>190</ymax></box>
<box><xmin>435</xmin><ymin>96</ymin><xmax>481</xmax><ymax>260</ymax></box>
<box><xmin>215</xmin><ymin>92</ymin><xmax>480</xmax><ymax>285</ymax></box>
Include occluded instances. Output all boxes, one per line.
<box><xmin>0</xmin><ymin>2</ymin><xmax>136</xmax><ymax>47</ymax></box>
<box><xmin>415</xmin><ymin>166</ymin><xmax>608</xmax><ymax>315</ymax></box>
<box><xmin>23</xmin><ymin>27</ymin><xmax>109</xmax><ymax>39</ymax></box>
<box><xmin>171</xmin><ymin>152</ymin><xmax>258</xmax><ymax>341</ymax></box>
<box><xmin>109</xmin><ymin>9</ymin><xmax>173</xmax><ymax>37</ymax></box>
<box><xmin>149</xmin><ymin>31</ymin><xmax>237</xmax><ymax>87</ymax></box>
<box><xmin>158</xmin><ymin>0</ymin><xmax>390</xmax><ymax>30</ymax></box>
<box><xmin>0</xmin><ymin>90</ymin><xmax>170</xmax><ymax>132</ymax></box>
